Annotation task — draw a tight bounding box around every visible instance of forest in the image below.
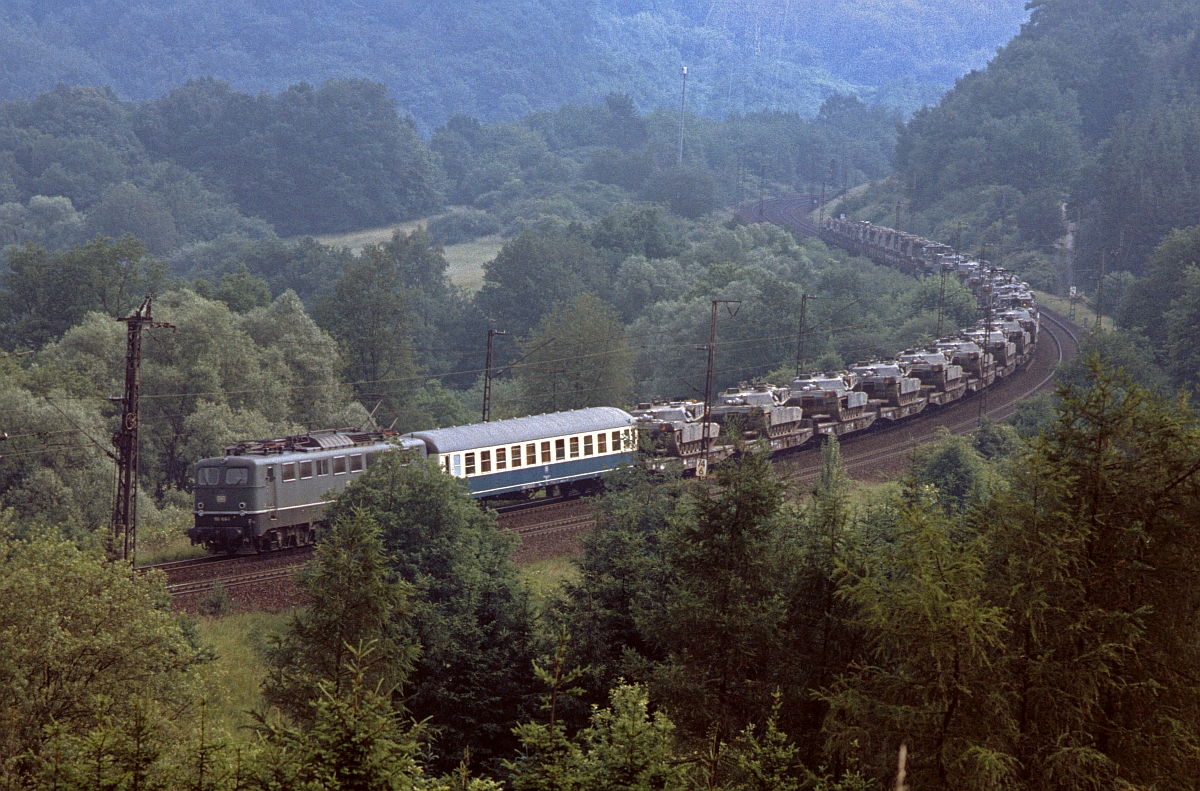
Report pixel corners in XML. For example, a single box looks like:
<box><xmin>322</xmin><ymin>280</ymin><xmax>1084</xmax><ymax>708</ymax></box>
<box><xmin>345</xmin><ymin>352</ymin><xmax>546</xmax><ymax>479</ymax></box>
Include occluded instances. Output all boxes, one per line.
<box><xmin>0</xmin><ymin>0</ymin><xmax>1028</xmax><ymax>128</ymax></box>
<box><xmin>7</xmin><ymin>0</ymin><xmax>1200</xmax><ymax>788</ymax></box>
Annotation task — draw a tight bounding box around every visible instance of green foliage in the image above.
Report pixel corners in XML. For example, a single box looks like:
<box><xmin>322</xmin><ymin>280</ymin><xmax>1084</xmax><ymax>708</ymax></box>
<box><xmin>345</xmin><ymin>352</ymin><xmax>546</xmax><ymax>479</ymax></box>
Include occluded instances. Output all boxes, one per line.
<box><xmin>909</xmin><ymin>431</ymin><xmax>991</xmax><ymax>512</ymax></box>
<box><xmin>516</xmin><ymin>293</ymin><xmax>634</xmax><ymax>414</ymax></box>
<box><xmin>820</xmin><ymin>360</ymin><xmax>1200</xmax><ymax>788</ymax></box>
<box><xmin>136</xmin><ymin>78</ymin><xmax>444</xmax><ymax>236</ymax></box>
<box><xmin>313</xmin><ymin>245</ymin><xmax>419</xmax><ymax>430</ymax></box>
<box><xmin>638</xmin><ymin>451</ymin><xmax>794</xmax><ymax>741</ymax></box>
<box><xmin>198</xmin><ymin>581</ymin><xmax>236</xmax><ymax>617</ymax></box>
<box><xmin>1</xmin><ymin>234</ymin><xmax>166</xmax><ymax>349</ymax></box>
<box><xmin>257</xmin><ymin>643</ymin><xmax>429</xmax><ymax>791</ymax></box>
<box><xmin>324</xmin><ymin>456</ymin><xmax>541</xmax><ymax>773</ymax></box>
<box><xmin>427</xmin><ymin>210</ymin><xmax>501</xmax><ymax>246</ymax></box>
<box><xmin>263</xmin><ymin>510</ymin><xmax>418</xmax><ymax>724</ymax></box>
<box><xmin>211</xmin><ymin>266</ymin><xmax>271</xmax><ymax>313</ymax></box>
<box><xmin>0</xmin><ymin>521</ymin><xmax>201</xmax><ymax>784</ymax></box>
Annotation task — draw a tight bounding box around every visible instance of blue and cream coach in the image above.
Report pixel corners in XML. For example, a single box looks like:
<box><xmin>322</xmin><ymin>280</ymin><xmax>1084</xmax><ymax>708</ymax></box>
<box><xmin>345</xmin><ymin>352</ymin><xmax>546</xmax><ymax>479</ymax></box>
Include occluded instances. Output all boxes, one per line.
<box><xmin>405</xmin><ymin>407</ymin><xmax>638</xmax><ymax>497</ymax></box>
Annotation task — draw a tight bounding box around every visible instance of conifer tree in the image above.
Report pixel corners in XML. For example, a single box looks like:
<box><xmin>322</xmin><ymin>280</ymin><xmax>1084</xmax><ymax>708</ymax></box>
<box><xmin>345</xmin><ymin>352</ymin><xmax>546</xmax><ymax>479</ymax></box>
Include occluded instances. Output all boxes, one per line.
<box><xmin>638</xmin><ymin>451</ymin><xmax>794</xmax><ymax>743</ymax></box>
<box><xmin>263</xmin><ymin>510</ymin><xmax>417</xmax><ymax>724</ymax></box>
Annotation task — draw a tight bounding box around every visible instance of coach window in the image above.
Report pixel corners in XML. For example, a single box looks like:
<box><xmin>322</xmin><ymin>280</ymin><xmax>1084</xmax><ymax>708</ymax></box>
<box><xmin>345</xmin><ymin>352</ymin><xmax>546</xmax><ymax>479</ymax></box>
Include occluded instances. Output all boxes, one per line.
<box><xmin>531</xmin><ymin>443</ymin><xmax>541</xmax><ymax>465</ymax></box>
<box><xmin>480</xmin><ymin>450</ymin><xmax>491</xmax><ymax>473</ymax></box>
<box><xmin>597</xmin><ymin>433</ymin><xmax>607</xmax><ymax>454</ymax></box>
<box><xmin>612</xmin><ymin>430</ymin><xmax>622</xmax><ymax>451</ymax></box>
<box><xmin>317</xmin><ymin>459</ymin><xmax>329</xmax><ymax>476</ymax></box>
<box><xmin>350</xmin><ymin>454</ymin><xmax>363</xmax><ymax>473</ymax></box>
<box><xmin>510</xmin><ymin>446</ymin><xmax>522</xmax><ymax>468</ymax></box>
<box><xmin>583</xmin><ymin>435</ymin><xmax>593</xmax><ymax>456</ymax></box>
<box><xmin>333</xmin><ymin>456</ymin><xmax>347</xmax><ymax>475</ymax></box>
<box><xmin>443</xmin><ymin>456</ymin><xmax>451</xmax><ymax>474</ymax></box>
<box><xmin>453</xmin><ymin>454</ymin><xmax>462</xmax><ymax>477</ymax></box>
<box><xmin>282</xmin><ymin>462</ymin><xmax>296</xmax><ymax>482</ymax></box>
<box><xmin>541</xmin><ymin>442</ymin><xmax>551</xmax><ymax>463</ymax></box>
<box><xmin>555</xmin><ymin>439</ymin><xmax>566</xmax><ymax>461</ymax></box>
<box><xmin>299</xmin><ymin>461</ymin><xmax>313</xmax><ymax>479</ymax></box>
<box><xmin>225</xmin><ymin>468</ymin><xmax>248</xmax><ymax>486</ymax></box>
<box><xmin>465</xmin><ymin>452</ymin><xmax>476</xmax><ymax>475</ymax></box>
<box><xmin>496</xmin><ymin>447</ymin><xmax>506</xmax><ymax>470</ymax></box>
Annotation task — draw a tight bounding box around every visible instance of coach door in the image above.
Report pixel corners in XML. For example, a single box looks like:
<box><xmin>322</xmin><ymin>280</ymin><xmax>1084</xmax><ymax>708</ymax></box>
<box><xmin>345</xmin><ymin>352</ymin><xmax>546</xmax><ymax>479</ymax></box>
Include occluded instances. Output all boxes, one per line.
<box><xmin>266</xmin><ymin>465</ymin><xmax>278</xmax><ymax>521</ymax></box>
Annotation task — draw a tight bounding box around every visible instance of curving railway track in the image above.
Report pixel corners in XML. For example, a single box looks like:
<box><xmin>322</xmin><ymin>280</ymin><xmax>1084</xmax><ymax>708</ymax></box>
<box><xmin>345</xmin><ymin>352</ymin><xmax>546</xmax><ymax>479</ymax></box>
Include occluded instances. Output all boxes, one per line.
<box><xmin>158</xmin><ymin>193</ymin><xmax>1079</xmax><ymax>612</ymax></box>
<box><xmin>738</xmin><ymin>192</ymin><xmax>1082</xmax><ymax>482</ymax></box>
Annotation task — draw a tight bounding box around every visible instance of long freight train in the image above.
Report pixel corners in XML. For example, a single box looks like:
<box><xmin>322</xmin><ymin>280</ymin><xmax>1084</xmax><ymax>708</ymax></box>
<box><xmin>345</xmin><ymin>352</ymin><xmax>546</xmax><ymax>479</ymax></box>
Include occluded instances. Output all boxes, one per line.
<box><xmin>188</xmin><ymin>216</ymin><xmax>1039</xmax><ymax>553</ymax></box>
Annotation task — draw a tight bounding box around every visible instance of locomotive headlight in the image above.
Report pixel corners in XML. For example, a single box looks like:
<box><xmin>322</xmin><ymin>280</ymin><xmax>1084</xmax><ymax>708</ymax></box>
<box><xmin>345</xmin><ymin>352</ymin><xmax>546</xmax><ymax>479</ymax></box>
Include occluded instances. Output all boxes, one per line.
<box><xmin>239</xmin><ymin>502</ymin><xmax>246</xmax><ymax>516</ymax></box>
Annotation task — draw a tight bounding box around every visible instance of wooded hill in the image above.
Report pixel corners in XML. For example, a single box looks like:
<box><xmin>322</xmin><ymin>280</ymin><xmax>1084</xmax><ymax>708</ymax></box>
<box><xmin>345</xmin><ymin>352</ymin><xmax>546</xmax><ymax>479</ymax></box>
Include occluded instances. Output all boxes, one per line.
<box><xmin>0</xmin><ymin>0</ymin><xmax>1027</xmax><ymax>128</ymax></box>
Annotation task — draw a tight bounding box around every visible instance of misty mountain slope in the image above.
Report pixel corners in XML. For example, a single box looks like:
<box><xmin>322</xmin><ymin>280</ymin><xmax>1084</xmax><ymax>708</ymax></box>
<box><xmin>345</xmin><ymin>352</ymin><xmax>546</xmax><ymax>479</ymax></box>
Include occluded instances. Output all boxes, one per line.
<box><xmin>0</xmin><ymin>0</ymin><xmax>1027</xmax><ymax>127</ymax></box>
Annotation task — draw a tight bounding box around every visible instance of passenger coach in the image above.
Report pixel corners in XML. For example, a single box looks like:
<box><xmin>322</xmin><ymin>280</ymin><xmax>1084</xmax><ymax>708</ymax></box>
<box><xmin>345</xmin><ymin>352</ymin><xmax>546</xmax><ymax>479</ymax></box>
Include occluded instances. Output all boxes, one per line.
<box><xmin>405</xmin><ymin>407</ymin><xmax>637</xmax><ymax>498</ymax></box>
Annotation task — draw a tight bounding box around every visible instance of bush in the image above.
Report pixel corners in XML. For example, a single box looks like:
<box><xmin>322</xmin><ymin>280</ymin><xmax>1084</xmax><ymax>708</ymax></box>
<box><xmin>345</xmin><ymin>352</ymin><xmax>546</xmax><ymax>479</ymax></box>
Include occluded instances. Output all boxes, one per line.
<box><xmin>198</xmin><ymin>582</ymin><xmax>236</xmax><ymax>617</ymax></box>
<box><xmin>426</xmin><ymin>209</ymin><xmax>500</xmax><ymax>245</ymax></box>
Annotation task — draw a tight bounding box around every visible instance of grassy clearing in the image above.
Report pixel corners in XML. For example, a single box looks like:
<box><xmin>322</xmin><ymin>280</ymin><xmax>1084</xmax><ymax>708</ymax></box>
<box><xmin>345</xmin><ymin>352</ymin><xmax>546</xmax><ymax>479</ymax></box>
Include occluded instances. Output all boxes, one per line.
<box><xmin>1034</xmin><ymin>289</ymin><xmax>1113</xmax><ymax>330</ymax></box>
<box><xmin>195</xmin><ymin>610</ymin><xmax>292</xmax><ymax>732</ymax></box>
<box><xmin>295</xmin><ymin>223</ymin><xmax>499</xmax><ymax>293</ymax></box>
<box><xmin>444</xmin><ymin>235</ymin><xmax>502</xmax><ymax>292</ymax></box>
<box><xmin>306</xmin><ymin>220</ymin><xmax>427</xmax><ymax>253</ymax></box>
<box><xmin>519</xmin><ymin>554</ymin><xmax>580</xmax><ymax>605</ymax></box>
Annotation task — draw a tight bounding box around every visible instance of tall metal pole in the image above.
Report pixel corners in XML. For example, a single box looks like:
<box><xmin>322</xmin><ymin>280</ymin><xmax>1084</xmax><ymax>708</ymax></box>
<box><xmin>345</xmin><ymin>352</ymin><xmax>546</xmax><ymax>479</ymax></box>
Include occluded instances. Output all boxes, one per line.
<box><xmin>794</xmin><ymin>293</ymin><xmax>808</xmax><ymax>376</ymax></box>
<box><xmin>936</xmin><ymin>268</ymin><xmax>948</xmax><ymax>338</ymax></box>
<box><xmin>1095</xmin><ymin>248</ymin><xmax>1106</xmax><ymax>329</ymax></box>
<box><xmin>698</xmin><ymin>299</ymin><xmax>740</xmax><ymax>473</ymax></box>
<box><xmin>111</xmin><ymin>295</ymin><xmax>172</xmax><ymax>565</ymax></box>
<box><xmin>677</xmin><ymin>66</ymin><xmax>688</xmax><ymax>167</ymax></box>
<box><xmin>482</xmin><ymin>328</ymin><xmax>506</xmax><ymax>422</ymax></box>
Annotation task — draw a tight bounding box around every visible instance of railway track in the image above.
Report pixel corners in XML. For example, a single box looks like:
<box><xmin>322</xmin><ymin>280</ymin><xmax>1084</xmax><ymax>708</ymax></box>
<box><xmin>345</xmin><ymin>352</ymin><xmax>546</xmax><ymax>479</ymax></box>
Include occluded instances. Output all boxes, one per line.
<box><xmin>781</xmin><ymin>310</ymin><xmax>1078</xmax><ymax>481</ymax></box>
<box><xmin>161</xmin><ymin>499</ymin><xmax>594</xmax><ymax>603</ymax></box>
<box><xmin>734</xmin><ymin>193</ymin><xmax>1084</xmax><ymax>483</ymax></box>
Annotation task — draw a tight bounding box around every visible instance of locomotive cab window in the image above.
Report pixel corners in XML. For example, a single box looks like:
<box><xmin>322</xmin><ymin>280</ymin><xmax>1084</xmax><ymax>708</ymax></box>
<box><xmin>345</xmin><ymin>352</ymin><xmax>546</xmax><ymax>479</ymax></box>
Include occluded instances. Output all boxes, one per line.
<box><xmin>316</xmin><ymin>459</ymin><xmax>329</xmax><ymax>476</ymax></box>
<box><xmin>480</xmin><ymin>450</ymin><xmax>491</xmax><ymax>473</ymax></box>
<box><xmin>555</xmin><ymin>439</ymin><xmax>565</xmax><ymax>461</ymax></box>
<box><xmin>496</xmin><ymin>447</ymin><xmax>506</xmax><ymax>470</ymax></box>
<box><xmin>511</xmin><ymin>446</ymin><xmax>522</xmax><ymax>468</ymax></box>
<box><xmin>349</xmin><ymin>454</ymin><xmax>363</xmax><ymax>473</ymax></box>
<box><xmin>333</xmin><ymin>456</ymin><xmax>347</xmax><ymax>475</ymax></box>
<box><xmin>465</xmin><ymin>453</ymin><xmax>476</xmax><ymax>475</ymax></box>
<box><xmin>198</xmin><ymin>468</ymin><xmax>220</xmax><ymax>486</ymax></box>
<box><xmin>225</xmin><ymin>468</ymin><xmax>248</xmax><ymax>486</ymax></box>
<box><xmin>299</xmin><ymin>461</ymin><xmax>313</xmax><ymax>479</ymax></box>
<box><xmin>598</xmin><ymin>433</ymin><xmax>607</xmax><ymax>454</ymax></box>
<box><xmin>282</xmin><ymin>462</ymin><xmax>296</xmax><ymax>482</ymax></box>
<box><xmin>583</xmin><ymin>435</ymin><xmax>593</xmax><ymax>456</ymax></box>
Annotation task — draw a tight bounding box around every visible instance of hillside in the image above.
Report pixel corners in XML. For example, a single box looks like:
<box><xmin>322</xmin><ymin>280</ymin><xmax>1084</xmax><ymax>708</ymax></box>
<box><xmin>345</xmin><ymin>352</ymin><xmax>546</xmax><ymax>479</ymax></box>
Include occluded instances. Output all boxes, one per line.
<box><xmin>0</xmin><ymin>0</ymin><xmax>1028</xmax><ymax>128</ymax></box>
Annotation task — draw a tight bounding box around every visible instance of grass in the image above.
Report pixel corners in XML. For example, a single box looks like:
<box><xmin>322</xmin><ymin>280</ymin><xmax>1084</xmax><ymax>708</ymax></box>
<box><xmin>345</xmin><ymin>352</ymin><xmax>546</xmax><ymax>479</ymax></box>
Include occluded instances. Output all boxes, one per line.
<box><xmin>444</xmin><ymin>235</ymin><xmax>503</xmax><ymax>293</ymax></box>
<box><xmin>137</xmin><ymin>534</ymin><xmax>207</xmax><ymax>566</ymax></box>
<box><xmin>298</xmin><ymin>222</ymin><xmax>501</xmax><ymax>294</ymax></box>
<box><xmin>519</xmin><ymin>554</ymin><xmax>581</xmax><ymax>605</ymax></box>
<box><xmin>1034</xmin><ymin>289</ymin><xmax>1113</xmax><ymax>330</ymax></box>
<box><xmin>195</xmin><ymin>610</ymin><xmax>293</xmax><ymax>732</ymax></box>
<box><xmin>306</xmin><ymin>220</ymin><xmax>426</xmax><ymax>253</ymax></box>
